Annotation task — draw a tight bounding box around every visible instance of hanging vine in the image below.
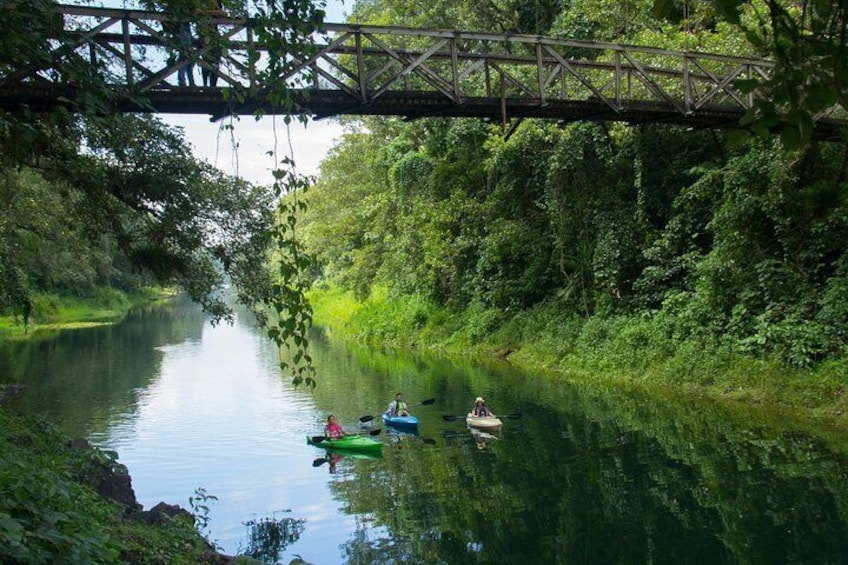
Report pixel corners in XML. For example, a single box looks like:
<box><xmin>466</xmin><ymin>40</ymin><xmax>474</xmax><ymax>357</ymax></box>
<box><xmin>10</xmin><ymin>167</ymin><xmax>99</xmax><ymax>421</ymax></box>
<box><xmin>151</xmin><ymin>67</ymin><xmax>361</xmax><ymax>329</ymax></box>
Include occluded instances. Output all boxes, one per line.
<box><xmin>140</xmin><ymin>0</ymin><xmax>326</xmax><ymax>387</ymax></box>
<box><xmin>243</xmin><ymin>0</ymin><xmax>327</xmax><ymax>388</ymax></box>
<box><xmin>2</xmin><ymin>0</ymin><xmax>326</xmax><ymax>385</ymax></box>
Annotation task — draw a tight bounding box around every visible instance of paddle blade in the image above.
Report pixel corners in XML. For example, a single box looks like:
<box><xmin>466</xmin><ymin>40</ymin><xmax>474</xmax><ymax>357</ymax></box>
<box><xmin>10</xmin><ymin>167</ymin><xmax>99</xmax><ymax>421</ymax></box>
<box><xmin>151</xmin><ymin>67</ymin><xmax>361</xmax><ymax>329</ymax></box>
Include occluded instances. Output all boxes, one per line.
<box><xmin>442</xmin><ymin>415</ymin><xmax>459</xmax><ymax>422</ymax></box>
<box><xmin>421</xmin><ymin>398</ymin><xmax>436</xmax><ymax>405</ymax></box>
<box><xmin>369</xmin><ymin>428</ymin><xmax>382</xmax><ymax>436</ymax></box>
<box><xmin>359</xmin><ymin>415</ymin><xmax>375</xmax><ymax>423</ymax></box>
<box><xmin>310</xmin><ymin>436</ymin><xmax>327</xmax><ymax>443</ymax></box>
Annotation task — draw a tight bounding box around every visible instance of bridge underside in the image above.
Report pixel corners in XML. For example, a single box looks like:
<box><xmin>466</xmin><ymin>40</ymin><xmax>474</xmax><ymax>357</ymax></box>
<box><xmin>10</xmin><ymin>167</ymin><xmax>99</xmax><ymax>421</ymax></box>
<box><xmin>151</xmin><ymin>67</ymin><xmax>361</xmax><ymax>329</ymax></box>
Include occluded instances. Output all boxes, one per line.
<box><xmin>2</xmin><ymin>6</ymin><xmax>845</xmax><ymax>141</ymax></box>
<box><xmin>4</xmin><ymin>86</ymin><xmax>845</xmax><ymax>140</ymax></box>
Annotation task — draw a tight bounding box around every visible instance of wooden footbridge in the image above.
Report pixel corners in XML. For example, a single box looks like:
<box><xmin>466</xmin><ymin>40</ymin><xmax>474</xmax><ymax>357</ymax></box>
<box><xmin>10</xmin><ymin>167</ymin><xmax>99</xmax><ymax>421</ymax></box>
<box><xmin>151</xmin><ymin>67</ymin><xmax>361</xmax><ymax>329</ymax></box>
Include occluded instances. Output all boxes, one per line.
<box><xmin>2</xmin><ymin>4</ymin><xmax>847</xmax><ymax>138</ymax></box>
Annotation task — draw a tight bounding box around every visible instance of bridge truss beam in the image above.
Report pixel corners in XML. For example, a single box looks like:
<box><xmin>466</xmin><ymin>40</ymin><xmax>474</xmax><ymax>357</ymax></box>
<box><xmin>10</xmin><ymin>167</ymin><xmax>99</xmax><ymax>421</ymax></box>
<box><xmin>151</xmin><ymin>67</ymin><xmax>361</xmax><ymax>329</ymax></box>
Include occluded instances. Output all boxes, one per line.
<box><xmin>1</xmin><ymin>4</ymin><xmax>846</xmax><ymax>139</ymax></box>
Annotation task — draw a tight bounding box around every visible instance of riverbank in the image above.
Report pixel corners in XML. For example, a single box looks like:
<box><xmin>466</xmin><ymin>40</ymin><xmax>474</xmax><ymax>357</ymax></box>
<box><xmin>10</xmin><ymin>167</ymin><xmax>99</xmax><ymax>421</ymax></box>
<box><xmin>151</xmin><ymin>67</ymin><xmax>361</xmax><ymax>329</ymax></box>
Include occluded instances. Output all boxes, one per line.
<box><xmin>308</xmin><ymin>285</ymin><xmax>848</xmax><ymax>430</ymax></box>
<box><xmin>0</xmin><ymin>402</ymin><xmax>254</xmax><ymax>564</ymax></box>
<box><xmin>0</xmin><ymin>287</ymin><xmax>175</xmax><ymax>340</ymax></box>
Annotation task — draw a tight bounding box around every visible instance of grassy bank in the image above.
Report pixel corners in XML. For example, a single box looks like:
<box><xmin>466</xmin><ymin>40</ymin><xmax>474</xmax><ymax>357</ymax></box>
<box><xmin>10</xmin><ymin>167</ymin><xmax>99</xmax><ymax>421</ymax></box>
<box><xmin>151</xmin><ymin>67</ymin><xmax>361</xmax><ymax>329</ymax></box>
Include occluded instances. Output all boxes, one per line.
<box><xmin>0</xmin><ymin>287</ymin><xmax>174</xmax><ymax>340</ymax></box>
<box><xmin>309</xmin><ymin>285</ymin><xmax>848</xmax><ymax>430</ymax></box>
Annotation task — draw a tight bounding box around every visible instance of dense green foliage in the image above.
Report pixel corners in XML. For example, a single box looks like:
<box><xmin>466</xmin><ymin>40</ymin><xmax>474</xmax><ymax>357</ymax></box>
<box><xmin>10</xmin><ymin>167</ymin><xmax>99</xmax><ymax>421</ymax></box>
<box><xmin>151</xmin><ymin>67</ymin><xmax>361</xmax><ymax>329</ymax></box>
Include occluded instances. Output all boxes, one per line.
<box><xmin>306</xmin><ymin>119</ymin><xmax>848</xmax><ymax>367</ymax></box>
<box><xmin>0</xmin><ymin>112</ymin><xmax>277</xmax><ymax>324</ymax></box>
<box><xmin>302</xmin><ymin>0</ymin><xmax>848</xmax><ymax>398</ymax></box>
<box><xmin>2</xmin><ymin>114</ymin><xmax>276</xmax><ymax>305</ymax></box>
<box><xmin>658</xmin><ymin>0</ymin><xmax>848</xmax><ymax>146</ymax></box>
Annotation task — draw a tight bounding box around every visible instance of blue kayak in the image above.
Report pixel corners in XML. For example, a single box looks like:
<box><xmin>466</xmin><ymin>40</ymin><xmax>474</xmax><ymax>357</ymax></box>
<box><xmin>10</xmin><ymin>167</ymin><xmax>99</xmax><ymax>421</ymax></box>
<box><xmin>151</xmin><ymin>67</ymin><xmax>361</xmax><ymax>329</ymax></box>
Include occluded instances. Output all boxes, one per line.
<box><xmin>382</xmin><ymin>413</ymin><xmax>420</xmax><ymax>429</ymax></box>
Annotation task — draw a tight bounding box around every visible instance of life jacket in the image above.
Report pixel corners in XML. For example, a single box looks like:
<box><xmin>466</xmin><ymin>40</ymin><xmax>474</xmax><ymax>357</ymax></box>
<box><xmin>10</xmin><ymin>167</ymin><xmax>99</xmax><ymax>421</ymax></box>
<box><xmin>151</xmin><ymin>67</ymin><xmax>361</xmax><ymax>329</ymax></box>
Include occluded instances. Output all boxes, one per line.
<box><xmin>325</xmin><ymin>422</ymin><xmax>344</xmax><ymax>438</ymax></box>
<box><xmin>473</xmin><ymin>404</ymin><xmax>490</xmax><ymax>417</ymax></box>
<box><xmin>388</xmin><ymin>400</ymin><xmax>408</xmax><ymax>416</ymax></box>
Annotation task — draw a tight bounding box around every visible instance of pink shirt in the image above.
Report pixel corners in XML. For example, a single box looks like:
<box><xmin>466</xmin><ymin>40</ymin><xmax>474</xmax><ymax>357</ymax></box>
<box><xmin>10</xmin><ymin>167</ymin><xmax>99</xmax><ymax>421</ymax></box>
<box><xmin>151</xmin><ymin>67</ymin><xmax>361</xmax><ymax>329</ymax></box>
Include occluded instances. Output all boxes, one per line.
<box><xmin>325</xmin><ymin>422</ymin><xmax>344</xmax><ymax>439</ymax></box>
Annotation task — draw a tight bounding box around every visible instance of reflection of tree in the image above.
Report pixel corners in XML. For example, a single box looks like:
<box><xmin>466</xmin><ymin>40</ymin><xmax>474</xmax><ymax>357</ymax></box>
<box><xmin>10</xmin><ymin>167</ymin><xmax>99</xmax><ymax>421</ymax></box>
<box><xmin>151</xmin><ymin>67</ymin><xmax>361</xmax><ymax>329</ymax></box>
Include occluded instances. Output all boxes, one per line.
<box><xmin>341</xmin><ymin>524</ymin><xmax>441</xmax><ymax>565</ymax></box>
<box><xmin>1</xmin><ymin>298</ymin><xmax>206</xmax><ymax>437</ymax></box>
<box><xmin>241</xmin><ymin>515</ymin><xmax>307</xmax><ymax>563</ymax></box>
<box><xmin>312</xmin><ymin>350</ymin><xmax>848</xmax><ymax>564</ymax></box>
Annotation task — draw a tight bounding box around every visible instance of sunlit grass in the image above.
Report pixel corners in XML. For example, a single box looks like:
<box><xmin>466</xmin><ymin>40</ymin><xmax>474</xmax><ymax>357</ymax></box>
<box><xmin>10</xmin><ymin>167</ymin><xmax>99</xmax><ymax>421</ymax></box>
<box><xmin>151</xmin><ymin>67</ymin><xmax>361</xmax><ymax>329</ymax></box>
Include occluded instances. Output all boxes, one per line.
<box><xmin>0</xmin><ymin>287</ymin><xmax>173</xmax><ymax>341</ymax></box>
<box><xmin>308</xmin><ymin>284</ymin><xmax>360</xmax><ymax>328</ymax></box>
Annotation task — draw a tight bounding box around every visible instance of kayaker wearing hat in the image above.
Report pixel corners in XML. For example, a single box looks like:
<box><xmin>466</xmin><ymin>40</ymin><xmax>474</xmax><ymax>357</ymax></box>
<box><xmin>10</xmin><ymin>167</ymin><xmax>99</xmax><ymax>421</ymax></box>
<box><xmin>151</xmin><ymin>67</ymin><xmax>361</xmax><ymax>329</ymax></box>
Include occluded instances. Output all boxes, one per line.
<box><xmin>471</xmin><ymin>397</ymin><xmax>494</xmax><ymax>417</ymax></box>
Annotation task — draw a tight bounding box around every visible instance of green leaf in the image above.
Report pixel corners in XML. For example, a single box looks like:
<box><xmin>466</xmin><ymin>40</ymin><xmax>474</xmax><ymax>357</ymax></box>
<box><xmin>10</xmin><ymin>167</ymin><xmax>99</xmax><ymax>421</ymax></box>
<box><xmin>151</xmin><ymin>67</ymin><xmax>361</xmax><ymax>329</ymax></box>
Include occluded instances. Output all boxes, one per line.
<box><xmin>734</xmin><ymin>79</ymin><xmax>760</xmax><ymax>94</ymax></box>
<box><xmin>779</xmin><ymin>125</ymin><xmax>802</xmax><ymax>149</ymax></box>
<box><xmin>651</xmin><ymin>0</ymin><xmax>675</xmax><ymax>19</ymax></box>
<box><xmin>727</xmin><ymin>129</ymin><xmax>752</xmax><ymax>149</ymax></box>
<box><xmin>714</xmin><ymin>0</ymin><xmax>744</xmax><ymax>24</ymax></box>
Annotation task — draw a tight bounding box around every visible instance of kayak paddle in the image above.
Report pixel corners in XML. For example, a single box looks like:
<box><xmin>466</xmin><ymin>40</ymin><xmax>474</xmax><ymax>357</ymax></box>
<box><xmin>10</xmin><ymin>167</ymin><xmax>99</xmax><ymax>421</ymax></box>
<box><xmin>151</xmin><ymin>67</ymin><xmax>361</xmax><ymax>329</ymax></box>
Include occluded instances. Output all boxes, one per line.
<box><xmin>442</xmin><ymin>413</ymin><xmax>521</xmax><ymax>422</ymax></box>
<box><xmin>359</xmin><ymin>398</ymin><xmax>436</xmax><ymax>422</ymax></box>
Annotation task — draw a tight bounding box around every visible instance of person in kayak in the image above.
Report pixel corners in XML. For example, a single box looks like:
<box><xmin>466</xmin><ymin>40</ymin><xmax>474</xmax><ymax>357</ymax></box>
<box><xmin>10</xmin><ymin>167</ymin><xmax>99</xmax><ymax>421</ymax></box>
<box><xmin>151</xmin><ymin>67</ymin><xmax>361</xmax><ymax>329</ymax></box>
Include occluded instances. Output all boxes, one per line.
<box><xmin>385</xmin><ymin>393</ymin><xmax>410</xmax><ymax>417</ymax></box>
<box><xmin>471</xmin><ymin>397</ymin><xmax>494</xmax><ymax>417</ymax></box>
<box><xmin>324</xmin><ymin>415</ymin><xmax>348</xmax><ymax>439</ymax></box>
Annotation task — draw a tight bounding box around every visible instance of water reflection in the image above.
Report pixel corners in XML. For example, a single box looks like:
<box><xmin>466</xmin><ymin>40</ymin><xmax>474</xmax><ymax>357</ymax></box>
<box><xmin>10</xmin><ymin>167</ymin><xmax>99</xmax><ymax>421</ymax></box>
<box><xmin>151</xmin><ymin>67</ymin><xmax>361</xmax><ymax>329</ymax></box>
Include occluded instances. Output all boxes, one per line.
<box><xmin>312</xmin><ymin>452</ymin><xmax>384</xmax><ymax>476</ymax></box>
<box><xmin>469</xmin><ymin>428</ymin><xmax>498</xmax><ymax>450</ymax></box>
<box><xmin>240</xmin><ymin>513</ymin><xmax>307</xmax><ymax>562</ymax></box>
<box><xmin>309</xmin><ymin>337</ymin><xmax>848</xmax><ymax>564</ymax></box>
<box><xmin>0</xmin><ymin>298</ymin><xmax>205</xmax><ymax>437</ymax></box>
<box><xmin>3</xmin><ymin>299</ymin><xmax>848</xmax><ymax>563</ymax></box>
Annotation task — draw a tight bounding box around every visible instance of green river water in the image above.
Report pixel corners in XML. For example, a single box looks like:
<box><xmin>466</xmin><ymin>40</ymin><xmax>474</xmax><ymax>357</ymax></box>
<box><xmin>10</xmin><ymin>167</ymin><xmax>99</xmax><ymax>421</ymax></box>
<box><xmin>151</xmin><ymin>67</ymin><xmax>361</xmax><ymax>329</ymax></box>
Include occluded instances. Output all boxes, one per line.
<box><xmin>1</xmin><ymin>297</ymin><xmax>847</xmax><ymax>564</ymax></box>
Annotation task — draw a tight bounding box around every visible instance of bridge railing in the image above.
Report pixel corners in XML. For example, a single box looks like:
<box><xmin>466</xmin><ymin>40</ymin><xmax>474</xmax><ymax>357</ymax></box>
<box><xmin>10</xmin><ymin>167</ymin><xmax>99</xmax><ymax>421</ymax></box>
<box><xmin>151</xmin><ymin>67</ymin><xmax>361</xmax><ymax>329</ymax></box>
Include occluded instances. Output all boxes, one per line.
<box><xmin>309</xmin><ymin>25</ymin><xmax>770</xmax><ymax>113</ymax></box>
<box><xmin>3</xmin><ymin>4</ymin><xmax>846</xmax><ymax>127</ymax></box>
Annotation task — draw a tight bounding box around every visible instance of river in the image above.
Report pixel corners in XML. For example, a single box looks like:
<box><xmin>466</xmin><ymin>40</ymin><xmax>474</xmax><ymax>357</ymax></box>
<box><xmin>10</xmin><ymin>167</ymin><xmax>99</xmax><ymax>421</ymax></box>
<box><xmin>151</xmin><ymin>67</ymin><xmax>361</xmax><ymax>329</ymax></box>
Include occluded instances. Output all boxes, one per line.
<box><xmin>2</xmin><ymin>297</ymin><xmax>848</xmax><ymax>564</ymax></box>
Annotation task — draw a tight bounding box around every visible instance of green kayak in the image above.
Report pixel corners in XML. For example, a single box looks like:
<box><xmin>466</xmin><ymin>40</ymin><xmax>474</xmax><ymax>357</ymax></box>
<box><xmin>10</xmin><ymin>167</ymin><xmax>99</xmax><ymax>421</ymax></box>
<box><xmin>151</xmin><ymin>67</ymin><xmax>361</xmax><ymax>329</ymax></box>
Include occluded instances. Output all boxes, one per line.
<box><xmin>307</xmin><ymin>434</ymin><xmax>383</xmax><ymax>454</ymax></box>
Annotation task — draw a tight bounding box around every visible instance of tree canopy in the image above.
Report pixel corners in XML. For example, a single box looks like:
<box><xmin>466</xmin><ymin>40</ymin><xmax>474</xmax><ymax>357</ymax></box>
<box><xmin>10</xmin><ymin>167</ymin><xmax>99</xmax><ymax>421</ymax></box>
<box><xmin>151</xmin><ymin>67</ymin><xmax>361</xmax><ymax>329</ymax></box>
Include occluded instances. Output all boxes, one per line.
<box><xmin>302</xmin><ymin>0</ymin><xmax>848</xmax><ymax>369</ymax></box>
<box><xmin>0</xmin><ymin>0</ymin><xmax>316</xmax><ymax>324</ymax></box>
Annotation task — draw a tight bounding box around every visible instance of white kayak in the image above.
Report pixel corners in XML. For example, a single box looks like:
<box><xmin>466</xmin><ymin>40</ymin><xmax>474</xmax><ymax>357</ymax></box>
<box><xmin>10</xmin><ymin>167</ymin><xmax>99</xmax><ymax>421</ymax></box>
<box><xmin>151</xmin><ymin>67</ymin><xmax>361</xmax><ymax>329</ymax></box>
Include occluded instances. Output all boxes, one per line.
<box><xmin>466</xmin><ymin>413</ymin><xmax>503</xmax><ymax>430</ymax></box>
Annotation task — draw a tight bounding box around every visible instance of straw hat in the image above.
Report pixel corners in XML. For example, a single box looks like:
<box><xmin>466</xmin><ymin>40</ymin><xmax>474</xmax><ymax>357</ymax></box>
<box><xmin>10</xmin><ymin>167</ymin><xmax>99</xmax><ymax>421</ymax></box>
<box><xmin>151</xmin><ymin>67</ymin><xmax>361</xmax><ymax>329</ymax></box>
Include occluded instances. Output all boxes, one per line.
<box><xmin>475</xmin><ymin>397</ymin><xmax>485</xmax><ymax>403</ymax></box>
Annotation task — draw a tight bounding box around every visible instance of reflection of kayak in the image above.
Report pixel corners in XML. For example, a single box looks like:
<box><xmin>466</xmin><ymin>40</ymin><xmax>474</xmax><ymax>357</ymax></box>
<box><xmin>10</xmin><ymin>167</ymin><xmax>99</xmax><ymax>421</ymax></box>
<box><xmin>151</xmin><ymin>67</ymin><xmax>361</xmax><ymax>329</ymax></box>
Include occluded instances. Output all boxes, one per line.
<box><xmin>337</xmin><ymin>450</ymin><xmax>383</xmax><ymax>460</ymax></box>
<box><xmin>466</xmin><ymin>414</ymin><xmax>503</xmax><ymax>430</ymax></box>
<box><xmin>382</xmin><ymin>413</ymin><xmax>420</xmax><ymax>429</ymax></box>
<box><xmin>306</xmin><ymin>435</ymin><xmax>383</xmax><ymax>454</ymax></box>
<box><xmin>316</xmin><ymin>450</ymin><xmax>383</xmax><ymax>463</ymax></box>
<box><xmin>470</xmin><ymin>428</ymin><xmax>499</xmax><ymax>441</ymax></box>
<box><xmin>386</xmin><ymin>425</ymin><xmax>420</xmax><ymax>439</ymax></box>
<box><xmin>470</xmin><ymin>427</ymin><xmax>499</xmax><ymax>450</ymax></box>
